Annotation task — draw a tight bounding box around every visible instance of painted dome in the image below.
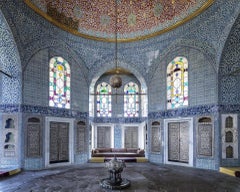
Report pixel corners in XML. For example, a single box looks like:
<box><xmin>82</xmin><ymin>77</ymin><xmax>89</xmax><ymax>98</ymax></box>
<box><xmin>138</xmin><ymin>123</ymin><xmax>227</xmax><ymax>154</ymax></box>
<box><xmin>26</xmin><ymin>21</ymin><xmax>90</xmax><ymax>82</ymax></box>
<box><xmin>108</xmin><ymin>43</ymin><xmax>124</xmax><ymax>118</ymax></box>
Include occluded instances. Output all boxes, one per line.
<box><xmin>25</xmin><ymin>0</ymin><xmax>214</xmax><ymax>42</ymax></box>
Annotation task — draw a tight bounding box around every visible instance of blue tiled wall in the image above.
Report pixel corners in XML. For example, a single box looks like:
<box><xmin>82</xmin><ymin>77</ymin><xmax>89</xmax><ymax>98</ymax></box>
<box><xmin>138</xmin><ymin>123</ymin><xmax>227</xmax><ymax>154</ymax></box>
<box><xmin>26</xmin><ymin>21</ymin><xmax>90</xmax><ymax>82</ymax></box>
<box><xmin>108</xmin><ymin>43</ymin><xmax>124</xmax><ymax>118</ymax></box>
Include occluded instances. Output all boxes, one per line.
<box><xmin>114</xmin><ymin>124</ymin><xmax>122</xmax><ymax>148</ymax></box>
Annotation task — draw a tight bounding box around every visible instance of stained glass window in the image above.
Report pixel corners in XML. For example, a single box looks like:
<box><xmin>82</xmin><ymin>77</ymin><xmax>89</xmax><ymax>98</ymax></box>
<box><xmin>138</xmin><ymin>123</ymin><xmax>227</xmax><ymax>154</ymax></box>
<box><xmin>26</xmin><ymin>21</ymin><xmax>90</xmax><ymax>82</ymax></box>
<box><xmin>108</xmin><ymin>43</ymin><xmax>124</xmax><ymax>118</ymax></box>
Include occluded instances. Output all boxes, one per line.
<box><xmin>96</xmin><ymin>82</ymin><xmax>112</xmax><ymax>117</ymax></box>
<box><xmin>49</xmin><ymin>57</ymin><xmax>70</xmax><ymax>109</ymax></box>
<box><xmin>167</xmin><ymin>57</ymin><xmax>188</xmax><ymax>109</ymax></box>
<box><xmin>124</xmin><ymin>82</ymin><xmax>139</xmax><ymax>117</ymax></box>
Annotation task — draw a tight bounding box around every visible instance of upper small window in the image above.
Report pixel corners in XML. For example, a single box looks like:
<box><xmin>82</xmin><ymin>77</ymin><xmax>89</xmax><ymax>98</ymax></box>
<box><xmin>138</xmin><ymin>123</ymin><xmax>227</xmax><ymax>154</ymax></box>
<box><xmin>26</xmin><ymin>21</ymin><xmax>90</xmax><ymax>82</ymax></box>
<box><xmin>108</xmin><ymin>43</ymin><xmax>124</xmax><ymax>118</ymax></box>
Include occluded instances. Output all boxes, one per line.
<box><xmin>49</xmin><ymin>56</ymin><xmax>70</xmax><ymax>109</ymax></box>
<box><xmin>96</xmin><ymin>82</ymin><xmax>112</xmax><ymax>117</ymax></box>
<box><xmin>225</xmin><ymin>116</ymin><xmax>233</xmax><ymax>128</ymax></box>
<box><xmin>167</xmin><ymin>57</ymin><xmax>188</xmax><ymax>109</ymax></box>
<box><xmin>124</xmin><ymin>82</ymin><xmax>139</xmax><ymax>117</ymax></box>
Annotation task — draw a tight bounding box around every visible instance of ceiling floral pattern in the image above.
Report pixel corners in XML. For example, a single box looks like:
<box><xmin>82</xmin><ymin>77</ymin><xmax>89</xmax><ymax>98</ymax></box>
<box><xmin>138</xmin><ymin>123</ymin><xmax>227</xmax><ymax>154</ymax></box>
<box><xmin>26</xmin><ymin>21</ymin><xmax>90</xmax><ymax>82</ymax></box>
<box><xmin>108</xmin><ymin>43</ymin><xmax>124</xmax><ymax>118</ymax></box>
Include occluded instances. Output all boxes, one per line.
<box><xmin>25</xmin><ymin>0</ymin><xmax>214</xmax><ymax>42</ymax></box>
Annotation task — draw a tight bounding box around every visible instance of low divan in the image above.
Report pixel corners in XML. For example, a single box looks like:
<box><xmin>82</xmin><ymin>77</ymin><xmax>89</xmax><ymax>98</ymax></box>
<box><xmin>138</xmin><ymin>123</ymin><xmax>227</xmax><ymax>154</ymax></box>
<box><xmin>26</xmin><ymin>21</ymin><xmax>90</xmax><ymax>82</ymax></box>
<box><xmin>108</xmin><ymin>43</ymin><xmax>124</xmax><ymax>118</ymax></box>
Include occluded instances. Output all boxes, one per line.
<box><xmin>91</xmin><ymin>148</ymin><xmax>145</xmax><ymax>157</ymax></box>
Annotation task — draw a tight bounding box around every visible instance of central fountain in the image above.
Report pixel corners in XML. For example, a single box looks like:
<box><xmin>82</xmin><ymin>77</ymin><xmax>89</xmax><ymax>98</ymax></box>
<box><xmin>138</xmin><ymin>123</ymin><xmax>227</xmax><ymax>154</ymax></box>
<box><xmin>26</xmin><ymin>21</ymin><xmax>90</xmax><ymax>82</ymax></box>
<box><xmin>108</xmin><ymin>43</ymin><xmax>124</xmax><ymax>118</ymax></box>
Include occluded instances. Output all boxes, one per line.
<box><xmin>100</xmin><ymin>156</ymin><xmax>131</xmax><ymax>190</ymax></box>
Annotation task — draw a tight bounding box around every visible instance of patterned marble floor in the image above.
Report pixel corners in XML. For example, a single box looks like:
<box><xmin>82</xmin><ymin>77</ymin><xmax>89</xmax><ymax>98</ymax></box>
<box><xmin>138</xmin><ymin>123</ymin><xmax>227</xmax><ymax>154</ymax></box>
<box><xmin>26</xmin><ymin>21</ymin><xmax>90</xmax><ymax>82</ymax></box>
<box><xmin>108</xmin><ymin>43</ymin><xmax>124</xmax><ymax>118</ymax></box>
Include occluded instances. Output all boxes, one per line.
<box><xmin>0</xmin><ymin>162</ymin><xmax>240</xmax><ymax>192</ymax></box>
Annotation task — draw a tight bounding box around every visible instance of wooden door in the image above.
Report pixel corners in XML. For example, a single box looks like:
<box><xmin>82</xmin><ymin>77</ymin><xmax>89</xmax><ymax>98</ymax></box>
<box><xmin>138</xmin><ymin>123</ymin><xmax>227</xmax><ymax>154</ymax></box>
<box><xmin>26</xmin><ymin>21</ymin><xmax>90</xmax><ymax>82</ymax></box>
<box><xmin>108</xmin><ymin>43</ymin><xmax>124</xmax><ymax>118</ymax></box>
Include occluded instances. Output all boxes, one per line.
<box><xmin>97</xmin><ymin>126</ymin><xmax>111</xmax><ymax>148</ymax></box>
<box><xmin>124</xmin><ymin>126</ymin><xmax>138</xmax><ymax>148</ymax></box>
<box><xmin>168</xmin><ymin>122</ymin><xmax>189</xmax><ymax>163</ymax></box>
<box><xmin>50</xmin><ymin>122</ymin><xmax>69</xmax><ymax>164</ymax></box>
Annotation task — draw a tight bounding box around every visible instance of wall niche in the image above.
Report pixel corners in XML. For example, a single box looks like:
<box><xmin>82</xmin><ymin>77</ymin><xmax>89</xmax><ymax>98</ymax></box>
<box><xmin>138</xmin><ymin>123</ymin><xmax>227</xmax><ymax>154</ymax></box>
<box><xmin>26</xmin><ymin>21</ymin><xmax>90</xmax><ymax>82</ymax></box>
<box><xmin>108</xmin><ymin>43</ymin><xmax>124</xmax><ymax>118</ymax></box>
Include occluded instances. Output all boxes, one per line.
<box><xmin>26</xmin><ymin>117</ymin><xmax>42</xmax><ymax>157</ymax></box>
<box><xmin>2</xmin><ymin>115</ymin><xmax>18</xmax><ymax>157</ymax></box>
<box><xmin>75</xmin><ymin>121</ymin><xmax>86</xmax><ymax>153</ymax></box>
<box><xmin>197</xmin><ymin>117</ymin><xmax>213</xmax><ymax>157</ymax></box>
<box><xmin>221</xmin><ymin>114</ymin><xmax>238</xmax><ymax>159</ymax></box>
<box><xmin>151</xmin><ymin>121</ymin><xmax>161</xmax><ymax>153</ymax></box>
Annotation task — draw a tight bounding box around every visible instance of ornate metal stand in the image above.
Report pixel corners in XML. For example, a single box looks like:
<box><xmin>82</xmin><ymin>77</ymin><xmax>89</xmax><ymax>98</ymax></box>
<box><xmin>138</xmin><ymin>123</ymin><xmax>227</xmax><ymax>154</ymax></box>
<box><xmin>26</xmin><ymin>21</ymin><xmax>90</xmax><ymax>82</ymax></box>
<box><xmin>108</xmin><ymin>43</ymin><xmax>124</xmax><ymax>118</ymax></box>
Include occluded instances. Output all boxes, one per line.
<box><xmin>100</xmin><ymin>156</ymin><xmax>131</xmax><ymax>190</ymax></box>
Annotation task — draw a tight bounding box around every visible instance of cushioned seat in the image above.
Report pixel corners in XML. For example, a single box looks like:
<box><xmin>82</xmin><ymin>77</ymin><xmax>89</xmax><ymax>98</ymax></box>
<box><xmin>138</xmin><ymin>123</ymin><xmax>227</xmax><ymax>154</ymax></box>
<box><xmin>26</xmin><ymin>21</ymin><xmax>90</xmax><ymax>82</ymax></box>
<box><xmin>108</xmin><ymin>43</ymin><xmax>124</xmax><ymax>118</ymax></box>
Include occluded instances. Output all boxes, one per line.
<box><xmin>91</xmin><ymin>148</ymin><xmax>145</xmax><ymax>157</ymax></box>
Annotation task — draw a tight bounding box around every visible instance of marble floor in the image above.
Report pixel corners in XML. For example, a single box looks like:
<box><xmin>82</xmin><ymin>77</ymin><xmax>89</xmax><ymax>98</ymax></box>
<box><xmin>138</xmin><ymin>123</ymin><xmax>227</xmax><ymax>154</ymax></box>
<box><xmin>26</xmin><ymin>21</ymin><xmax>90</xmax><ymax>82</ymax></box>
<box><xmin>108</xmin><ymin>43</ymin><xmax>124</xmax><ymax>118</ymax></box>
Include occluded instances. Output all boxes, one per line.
<box><xmin>0</xmin><ymin>162</ymin><xmax>240</xmax><ymax>192</ymax></box>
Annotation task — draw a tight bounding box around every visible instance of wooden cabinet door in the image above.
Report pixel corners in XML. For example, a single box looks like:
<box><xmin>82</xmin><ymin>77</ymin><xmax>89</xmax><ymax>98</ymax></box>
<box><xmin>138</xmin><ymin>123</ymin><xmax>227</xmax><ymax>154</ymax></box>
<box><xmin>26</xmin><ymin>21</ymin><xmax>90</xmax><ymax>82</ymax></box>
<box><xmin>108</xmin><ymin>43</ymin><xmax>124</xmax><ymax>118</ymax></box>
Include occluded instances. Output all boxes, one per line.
<box><xmin>124</xmin><ymin>126</ymin><xmax>138</xmax><ymax>148</ymax></box>
<box><xmin>168</xmin><ymin>122</ymin><xmax>180</xmax><ymax>161</ymax></box>
<box><xmin>97</xmin><ymin>126</ymin><xmax>111</xmax><ymax>148</ymax></box>
<box><xmin>50</xmin><ymin>122</ymin><xmax>69</xmax><ymax>164</ymax></box>
<box><xmin>168</xmin><ymin>122</ymin><xmax>189</xmax><ymax>163</ymax></box>
<box><xmin>179</xmin><ymin>122</ymin><xmax>189</xmax><ymax>162</ymax></box>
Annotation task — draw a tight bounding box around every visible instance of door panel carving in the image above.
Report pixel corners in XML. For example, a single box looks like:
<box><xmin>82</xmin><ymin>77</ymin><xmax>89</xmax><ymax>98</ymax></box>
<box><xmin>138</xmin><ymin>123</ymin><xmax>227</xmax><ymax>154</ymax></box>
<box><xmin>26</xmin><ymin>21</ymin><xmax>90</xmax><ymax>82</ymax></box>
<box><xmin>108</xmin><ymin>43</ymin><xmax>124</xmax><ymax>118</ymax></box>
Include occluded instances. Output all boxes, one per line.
<box><xmin>124</xmin><ymin>126</ymin><xmax>138</xmax><ymax>148</ymax></box>
<box><xmin>168</xmin><ymin>123</ymin><xmax>180</xmax><ymax>161</ymax></box>
<box><xmin>151</xmin><ymin>124</ymin><xmax>161</xmax><ymax>152</ymax></box>
<box><xmin>27</xmin><ymin>122</ymin><xmax>41</xmax><ymax>157</ymax></box>
<box><xmin>50</xmin><ymin>122</ymin><xmax>69</xmax><ymax>164</ymax></box>
<box><xmin>179</xmin><ymin>122</ymin><xmax>189</xmax><ymax>162</ymax></box>
<box><xmin>76</xmin><ymin>121</ymin><xmax>86</xmax><ymax>153</ymax></box>
<box><xmin>168</xmin><ymin>122</ymin><xmax>189</xmax><ymax>163</ymax></box>
<box><xmin>58</xmin><ymin>124</ymin><xmax>69</xmax><ymax>161</ymax></box>
<box><xmin>97</xmin><ymin>126</ymin><xmax>111</xmax><ymax>148</ymax></box>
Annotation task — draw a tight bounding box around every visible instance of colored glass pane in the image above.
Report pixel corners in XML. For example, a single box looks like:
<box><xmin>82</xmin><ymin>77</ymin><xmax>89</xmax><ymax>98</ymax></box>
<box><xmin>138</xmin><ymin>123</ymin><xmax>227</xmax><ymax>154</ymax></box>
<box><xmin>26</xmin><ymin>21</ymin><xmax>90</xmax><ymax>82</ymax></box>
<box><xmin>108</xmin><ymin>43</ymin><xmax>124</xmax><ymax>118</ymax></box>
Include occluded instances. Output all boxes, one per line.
<box><xmin>49</xmin><ymin>57</ymin><xmax>71</xmax><ymax>109</ymax></box>
<box><xmin>167</xmin><ymin>57</ymin><xmax>188</xmax><ymax>109</ymax></box>
<box><xmin>96</xmin><ymin>82</ymin><xmax>112</xmax><ymax>117</ymax></box>
<box><xmin>124</xmin><ymin>82</ymin><xmax>139</xmax><ymax>117</ymax></box>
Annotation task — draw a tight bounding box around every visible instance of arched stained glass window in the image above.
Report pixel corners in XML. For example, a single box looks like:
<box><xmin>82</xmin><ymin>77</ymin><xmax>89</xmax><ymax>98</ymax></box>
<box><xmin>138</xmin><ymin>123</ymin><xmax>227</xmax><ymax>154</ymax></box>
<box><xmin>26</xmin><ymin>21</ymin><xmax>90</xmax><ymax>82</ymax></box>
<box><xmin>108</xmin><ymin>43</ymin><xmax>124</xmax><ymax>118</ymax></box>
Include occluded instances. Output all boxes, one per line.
<box><xmin>167</xmin><ymin>57</ymin><xmax>188</xmax><ymax>109</ymax></box>
<box><xmin>96</xmin><ymin>82</ymin><xmax>112</xmax><ymax>117</ymax></box>
<box><xmin>49</xmin><ymin>57</ymin><xmax>70</xmax><ymax>109</ymax></box>
<box><xmin>124</xmin><ymin>82</ymin><xmax>139</xmax><ymax>117</ymax></box>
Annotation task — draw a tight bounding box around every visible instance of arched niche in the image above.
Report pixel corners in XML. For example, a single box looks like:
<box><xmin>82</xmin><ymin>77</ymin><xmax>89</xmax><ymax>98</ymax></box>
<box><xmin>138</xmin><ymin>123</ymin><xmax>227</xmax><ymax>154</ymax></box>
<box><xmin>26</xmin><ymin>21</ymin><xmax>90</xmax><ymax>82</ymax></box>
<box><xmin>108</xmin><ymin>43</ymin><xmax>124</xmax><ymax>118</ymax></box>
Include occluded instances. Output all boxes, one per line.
<box><xmin>76</xmin><ymin>121</ymin><xmax>86</xmax><ymax>153</ymax></box>
<box><xmin>198</xmin><ymin>117</ymin><xmax>211</xmax><ymax>123</ymax></box>
<box><xmin>151</xmin><ymin>121</ymin><xmax>161</xmax><ymax>153</ymax></box>
<box><xmin>225</xmin><ymin>131</ymin><xmax>233</xmax><ymax>143</ymax></box>
<box><xmin>26</xmin><ymin>117</ymin><xmax>41</xmax><ymax>157</ymax></box>
<box><xmin>5</xmin><ymin>118</ymin><xmax>15</xmax><ymax>129</ymax></box>
<box><xmin>225</xmin><ymin>116</ymin><xmax>233</xmax><ymax>128</ymax></box>
<box><xmin>221</xmin><ymin>114</ymin><xmax>238</xmax><ymax>160</ymax></box>
<box><xmin>226</xmin><ymin>146</ymin><xmax>233</xmax><ymax>159</ymax></box>
<box><xmin>197</xmin><ymin>116</ymin><xmax>213</xmax><ymax>157</ymax></box>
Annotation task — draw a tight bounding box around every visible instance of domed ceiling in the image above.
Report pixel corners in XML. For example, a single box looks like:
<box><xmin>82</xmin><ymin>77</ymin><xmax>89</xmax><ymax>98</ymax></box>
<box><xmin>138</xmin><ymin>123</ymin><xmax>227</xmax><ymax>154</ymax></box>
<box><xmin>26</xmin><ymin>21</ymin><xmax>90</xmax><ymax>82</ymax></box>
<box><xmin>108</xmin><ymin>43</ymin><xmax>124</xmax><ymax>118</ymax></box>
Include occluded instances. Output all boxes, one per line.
<box><xmin>25</xmin><ymin>0</ymin><xmax>214</xmax><ymax>42</ymax></box>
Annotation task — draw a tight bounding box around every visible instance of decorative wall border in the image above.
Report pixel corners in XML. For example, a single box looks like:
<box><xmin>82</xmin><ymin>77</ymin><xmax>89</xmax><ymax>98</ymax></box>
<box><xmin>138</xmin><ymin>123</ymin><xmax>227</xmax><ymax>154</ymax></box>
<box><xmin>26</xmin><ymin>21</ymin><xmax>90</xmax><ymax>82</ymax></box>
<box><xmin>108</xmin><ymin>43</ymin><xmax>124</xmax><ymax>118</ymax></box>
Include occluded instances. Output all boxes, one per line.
<box><xmin>21</xmin><ymin>105</ymin><xmax>88</xmax><ymax>119</ymax></box>
<box><xmin>148</xmin><ymin>104</ymin><xmax>240</xmax><ymax>119</ymax></box>
<box><xmin>0</xmin><ymin>105</ymin><xmax>20</xmax><ymax>113</ymax></box>
<box><xmin>1</xmin><ymin>104</ymin><xmax>240</xmax><ymax>121</ymax></box>
<box><xmin>90</xmin><ymin>117</ymin><xmax>147</xmax><ymax>124</ymax></box>
<box><xmin>0</xmin><ymin>104</ymin><xmax>88</xmax><ymax>119</ymax></box>
<box><xmin>148</xmin><ymin>104</ymin><xmax>219</xmax><ymax>119</ymax></box>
